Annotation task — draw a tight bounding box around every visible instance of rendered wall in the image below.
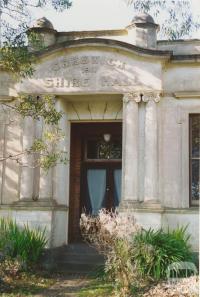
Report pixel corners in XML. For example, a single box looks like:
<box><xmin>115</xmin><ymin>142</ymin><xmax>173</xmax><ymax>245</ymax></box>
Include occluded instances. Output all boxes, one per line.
<box><xmin>0</xmin><ymin>41</ymin><xmax>199</xmax><ymax>249</ymax></box>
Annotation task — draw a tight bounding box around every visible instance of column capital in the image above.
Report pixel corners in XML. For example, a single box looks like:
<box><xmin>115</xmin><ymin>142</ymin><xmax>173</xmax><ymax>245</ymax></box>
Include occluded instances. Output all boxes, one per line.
<box><xmin>142</xmin><ymin>91</ymin><xmax>161</xmax><ymax>103</ymax></box>
<box><xmin>123</xmin><ymin>92</ymin><xmax>141</xmax><ymax>103</ymax></box>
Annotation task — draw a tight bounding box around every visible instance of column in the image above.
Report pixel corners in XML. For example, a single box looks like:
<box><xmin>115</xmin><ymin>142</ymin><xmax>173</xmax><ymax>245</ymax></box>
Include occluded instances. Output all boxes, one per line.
<box><xmin>121</xmin><ymin>92</ymin><xmax>141</xmax><ymax>204</ymax></box>
<box><xmin>20</xmin><ymin>117</ymin><xmax>35</xmax><ymax>200</ymax></box>
<box><xmin>143</xmin><ymin>92</ymin><xmax>160</xmax><ymax>204</ymax></box>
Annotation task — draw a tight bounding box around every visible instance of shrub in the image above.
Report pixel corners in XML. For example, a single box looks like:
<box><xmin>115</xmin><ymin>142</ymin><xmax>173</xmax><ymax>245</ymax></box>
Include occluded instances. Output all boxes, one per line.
<box><xmin>0</xmin><ymin>217</ymin><xmax>47</xmax><ymax>267</ymax></box>
<box><xmin>133</xmin><ymin>226</ymin><xmax>193</xmax><ymax>280</ymax></box>
<box><xmin>80</xmin><ymin>209</ymin><xmax>141</xmax><ymax>296</ymax></box>
<box><xmin>80</xmin><ymin>209</ymin><xmax>140</xmax><ymax>251</ymax></box>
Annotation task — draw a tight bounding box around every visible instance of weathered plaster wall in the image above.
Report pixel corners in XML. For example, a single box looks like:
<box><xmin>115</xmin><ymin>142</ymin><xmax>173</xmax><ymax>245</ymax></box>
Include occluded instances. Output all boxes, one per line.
<box><xmin>163</xmin><ymin>64</ymin><xmax>200</xmax><ymax>92</ymax></box>
<box><xmin>16</xmin><ymin>47</ymin><xmax>163</xmax><ymax>95</ymax></box>
<box><xmin>0</xmin><ymin>42</ymin><xmax>199</xmax><ymax>249</ymax></box>
<box><xmin>158</xmin><ymin>40</ymin><xmax>200</xmax><ymax>55</ymax></box>
<box><xmin>0</xmin><ymin>105</ymin><xmax>22</xmax><ymax>204</ymax></box>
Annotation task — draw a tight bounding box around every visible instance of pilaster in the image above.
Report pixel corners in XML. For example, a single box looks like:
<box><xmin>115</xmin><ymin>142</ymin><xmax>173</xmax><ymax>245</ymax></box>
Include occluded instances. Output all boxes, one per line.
<box><xmin>143</xmin><ymin>92</ymin><xmax>161</xmax><ymax>205</ymax></box>
<box><xmin>39</xmin><ymin>121</ymin><xmax>53</xmax><ymax>201</ymax></box>
<box><xmin>121</xmin><ymin>93</ymin><xmax>141</xmax><ymax>206</ymax></box>
<box><xmin>20</xmin><ymin>117</ymin><xmax>35</xmax><ymax>200</ymax></box>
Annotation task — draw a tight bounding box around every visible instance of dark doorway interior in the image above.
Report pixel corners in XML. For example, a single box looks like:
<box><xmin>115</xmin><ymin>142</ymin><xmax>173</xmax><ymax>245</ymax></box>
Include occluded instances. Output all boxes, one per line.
<box><xmin>69</xmin><ymin>122</ymin><xmax>122</xmax><ymax>242</ymax></box>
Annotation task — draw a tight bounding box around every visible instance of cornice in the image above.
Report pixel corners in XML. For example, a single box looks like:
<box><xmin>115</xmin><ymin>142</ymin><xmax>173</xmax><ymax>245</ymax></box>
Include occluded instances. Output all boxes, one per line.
<box><xmin>57</xmin><ymin>29</ymin><xmax>128</xmax><ymax>38</ymax></box>
<box><xmin>0</xmin><ymin>96</ymin><xmax>16</xmax><ymax>102</ymax></box>
<box><xmin>34</xmin><ymin>38</ymin><xmax>172</xmax><ymax>60</ymax></box>
<box><xmin>174</xmin><ymin>91</ymin><xmax>200</xmax><ymax>98</ymax></box>
<box><xmin>171</xmin><ymin>54</ymin><xmax>200</xmax><ymax>63</ymax></box>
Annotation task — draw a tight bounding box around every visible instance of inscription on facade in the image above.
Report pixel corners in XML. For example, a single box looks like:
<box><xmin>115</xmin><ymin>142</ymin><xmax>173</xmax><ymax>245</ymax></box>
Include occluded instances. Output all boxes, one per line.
<box><xmin>43</xmin><ymin>55</ymin><xmax>133</xmax><ymax>89</ymax></box>
<box><xmin>52</xmin><ymin>55</ymin><xmax>126</xmax><ymax>72</ymax></box>
<box><xmin>44</xmin><ymin>76</ymin><xmax>134</xmax><ymax>88</ymax></box>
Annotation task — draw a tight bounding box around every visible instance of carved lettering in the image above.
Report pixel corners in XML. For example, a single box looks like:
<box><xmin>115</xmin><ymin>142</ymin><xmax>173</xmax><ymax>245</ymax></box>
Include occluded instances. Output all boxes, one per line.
<box><xmin>82</xmin><ymin>79</ymin><xmax>90</xmax><ymax>87</ymax></box>
<box><xmin>43</xmin><ymin>55</ymin><xmax>130</xmax><ymax>90</ymax></box>
<box><xmin>72</xmin><ymin>79</ymin><xmax>80</xmax><ymax>87</ymax></box>
<box><xmin>101</xmin><ymin>76</ymin><xmax>133</xmax><ymax>87</ymax></box>
<box><xmin>91</xmin><ymin>56</ymin><xmax>100</xmax><ymax>64</ymax></box>
<box><xmin>44</xmin><ymin>76</ymin><xmax>134</xmax><ymax>88</ymax></box>
<box><xmin>44</xmin><ymin>78</ymin><xmax>54</xmax><ymax>87</ymax></box>
<box><xmin>80</xmin><ymin>56</ymin><xmax>90</xmax><ymax>64</ymax></box>
<box><xmin>44</xmin><ymin>78</ymin><xmax>91</xmax><ymax>88</ymax></box>
<box><xmin>81</xmin><ymin>66</ymin><xmax>97</xmax><ymax>74</ymax></box>
<box><xmin>51</xmin><ymin>55</ymin><xmax>127</xmax><ymax>72</ymax></box>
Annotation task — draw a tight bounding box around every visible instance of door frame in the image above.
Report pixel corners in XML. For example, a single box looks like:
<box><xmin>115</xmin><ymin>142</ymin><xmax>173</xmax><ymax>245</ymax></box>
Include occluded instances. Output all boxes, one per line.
<box><xmin>68</xmin><ymin>122</ymin><xmax>122</xmax><ymax>242</ymax></box>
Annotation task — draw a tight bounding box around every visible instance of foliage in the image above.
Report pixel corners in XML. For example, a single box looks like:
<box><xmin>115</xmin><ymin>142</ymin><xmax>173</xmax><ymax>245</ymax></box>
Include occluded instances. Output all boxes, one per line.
<box><xmin>126</xmin><ymin>0</ymin><xmax>200</xmax><ymax>39</ymax></box>
<box><xmin>0</xmin><ymin>0</ymin><xmax>199</xmax><ymax>78</ymax></box>
<box><xmin>78</xmin><ymin>280</ymin><xmax>114</xmax><ymax>297</ymax></box>
<box><xmin>0</xmin><ymin>42</ymin><xmax>34</xmax><ymax>78</ymax></box>
<box><xmin>1</xmin><ymin>95</ymin><xmax>68</xmax><ymax>171</ymax></box>
<box><xmin>0</xmin><ymin>270</ymin><xmax>55</xmax><ymax>296</ymax></box>
<box><xmin>104</xmin><ymin>238</ymin><xmax>138</xmax><ymax>295</ymax></box>
<box><xmin>80</xmin><ymin>209</ymin><xmax>141</xmax><ymax>297</ymax></box>
<box><xmin>133</xmin><ymin>226</ymin><xmax>193</xmax><ymax>280</ymax></box>
<box><xmin>81</xmin><ymin>214</ymin><xmax>195</xmax><ymax>295</ymax></box>
<box><xmin>16</xmin><ymin>95</ymin><xmax>62</xmax><ymax>124</ymax></box>
<box><xmin>0</xmin><ymin>0</ymin><xmax>71</xmax><ymax>77</ymax></box>
<box><xmin>0</xmin><ymin>217</ymin><xmax>47</xmax><ymax>267</ymax></box>
<box><xmin>80</xmin><ymin>209</ymin><xmax>140</xmax><ymax>251</ymax></box>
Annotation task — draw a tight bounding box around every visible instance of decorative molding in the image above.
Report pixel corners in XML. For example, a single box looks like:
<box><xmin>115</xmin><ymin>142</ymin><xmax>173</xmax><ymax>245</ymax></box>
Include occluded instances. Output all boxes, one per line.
<box><xmin>174</xmin><ymin>91</ymin><xmax>200</xmax><ymax>99</ymax></box>
<box><xmin>0</xmin><ymin>96</ymin><xmax>16</xmax><ymax>102</ymax></box>
<box><xmin>142</xmin><ymin>92</ymin><xmax>161</xmax><ymax>103</ymax></box>
<box><xmin>123</xmin><ymin>92</ymin><xmax>141</xmax><ymax>103</ymax></box>
<box><xmin>118</xmin><ymin>200</ymin><xmax>164</xmax><ymax>212</ymax></box>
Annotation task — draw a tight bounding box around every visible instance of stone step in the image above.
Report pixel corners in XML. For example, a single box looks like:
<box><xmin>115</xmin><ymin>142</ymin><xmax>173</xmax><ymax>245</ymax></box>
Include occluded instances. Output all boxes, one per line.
<box><xmin>64</xmin><ymin>243</ymin><xmax>100</xmax><ymax>254</ymax></box>
<box><xmin>56</xmin><ymin>262</ymin><xmax>104</xmax><ymax>274</ymax></box>
<box><xmin>42</xmin><ymin>243</ymin><xmax>105</xmax><ymax>274</ymax></box>
<box><xmin>56</xmin><ymin>253</ymin><xmax>104</xmax><ymax>264</ymax></box>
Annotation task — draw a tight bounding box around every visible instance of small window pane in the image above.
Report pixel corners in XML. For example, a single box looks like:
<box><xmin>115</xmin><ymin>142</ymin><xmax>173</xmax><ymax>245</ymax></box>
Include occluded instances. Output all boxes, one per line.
<box><xmin>87</xmin><ymin>140</ymin><xmax>99</xmax><ymax>159</ymax></box>
<box><xmin>191</xmin><ymin>159</ymin><xmax>200</xmax><ymax>201</ymax></box>
<box><xmin>87</xmin><ymin>139</ymin><xmax>122</xmax><ymax>160</ymax></box>
<box><xmin>190</xmin><ymin>114</ymin><xmax>200</xmax><ymax>205</ymax></box>
<box><xmin>191</xmin><ymin>115</ymin><xmax>200</xmax><ymax>158</ymax></box>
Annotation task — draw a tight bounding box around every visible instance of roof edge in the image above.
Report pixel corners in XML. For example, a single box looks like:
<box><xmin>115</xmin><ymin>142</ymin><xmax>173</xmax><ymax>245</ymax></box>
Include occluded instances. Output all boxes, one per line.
<box><xmin>34</xmin><ymin>38</ymin><xmax>172</xmax><ymax>60</ymax></box>
<box><xmin>57</xmin><ymin>29</ymin><xmax>128</xmax><ymax>37</ymax></box>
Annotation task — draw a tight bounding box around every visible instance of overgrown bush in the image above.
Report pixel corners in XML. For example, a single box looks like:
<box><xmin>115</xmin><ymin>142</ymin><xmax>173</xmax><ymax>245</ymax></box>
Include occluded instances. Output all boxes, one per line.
<box><xmin>80</xmin><ymin>209</ymin><xmax>141</xmax><ymax>296</ymax></box>
<box><xmin>80</xmin><ymin>212</ymin><xmax>196</xmax><ymax>296</ymax></box>
<box><xmin>133</xmin><ymin>226</ymin><xmax>193</xmax><ymax>280</ymax></box>
<box><xmin>0</xmin><ymin>217</ymin><xmax>47</xmax><ymax>268</ymax></box>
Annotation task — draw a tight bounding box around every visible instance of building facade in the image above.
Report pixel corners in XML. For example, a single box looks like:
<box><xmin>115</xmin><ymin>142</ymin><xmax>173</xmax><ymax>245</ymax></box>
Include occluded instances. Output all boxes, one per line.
<box><xmin>0</xmin><ymin>14</ymin><xmax>199</xmax><ymax>250</ymax></box>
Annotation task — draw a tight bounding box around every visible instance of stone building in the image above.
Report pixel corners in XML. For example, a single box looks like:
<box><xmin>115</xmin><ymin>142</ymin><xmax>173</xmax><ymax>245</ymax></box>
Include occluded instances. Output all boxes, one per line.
<box><xmin>0</xmin><ymin>14</ymin><xmax>199</xmax><ymax>251</ymax></box>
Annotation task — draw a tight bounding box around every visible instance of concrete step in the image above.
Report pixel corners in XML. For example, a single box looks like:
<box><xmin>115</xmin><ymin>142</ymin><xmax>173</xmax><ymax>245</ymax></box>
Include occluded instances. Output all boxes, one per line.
<box><xmin>57</xmin><ymin>262</ymin><xmax>104</xmax><ymax>274</ymax></box>
<box><xmin>56</xmin><ymin>253</ymin><xmax>104</xmax><ymax>264</ymax></box>
<box><xmin>42</xmin><ymin>243</ymin><xmax>105</xmax><ymax>274</ymax></box>
<box><xmin>64</xmin><ymin>243</ymin><xmax>100</xmax><ymax>254</ymax></box>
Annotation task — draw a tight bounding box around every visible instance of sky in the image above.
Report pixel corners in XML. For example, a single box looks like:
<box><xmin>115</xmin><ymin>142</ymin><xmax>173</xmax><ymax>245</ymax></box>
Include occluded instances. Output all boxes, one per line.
<box><xmin>29</xmin><ymin>0</ymin><xmax>200</xmax><ymax>38</ymax></box>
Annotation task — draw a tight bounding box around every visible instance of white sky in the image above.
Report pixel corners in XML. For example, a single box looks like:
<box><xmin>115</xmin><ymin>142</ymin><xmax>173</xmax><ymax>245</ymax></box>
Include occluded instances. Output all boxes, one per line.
<box><xmin>30</xmin><ymin>0</ymin><xmax>200</xmax><ymax>38</ymax></box>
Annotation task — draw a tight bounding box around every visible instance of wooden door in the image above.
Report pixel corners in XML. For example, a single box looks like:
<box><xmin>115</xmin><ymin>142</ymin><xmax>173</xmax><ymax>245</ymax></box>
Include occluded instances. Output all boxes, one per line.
<box><xmin>69</xmin><ymin>122</ymin><xmax>122</xmax><ymax>242</ymax></box>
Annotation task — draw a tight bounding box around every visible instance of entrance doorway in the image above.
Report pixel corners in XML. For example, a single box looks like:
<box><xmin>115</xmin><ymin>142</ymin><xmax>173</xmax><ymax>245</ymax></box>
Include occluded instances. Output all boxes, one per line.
<box><xmin>69</xmin><ymin>122</ymin><xmax>122</xmax><ymax>242</ymax></box>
